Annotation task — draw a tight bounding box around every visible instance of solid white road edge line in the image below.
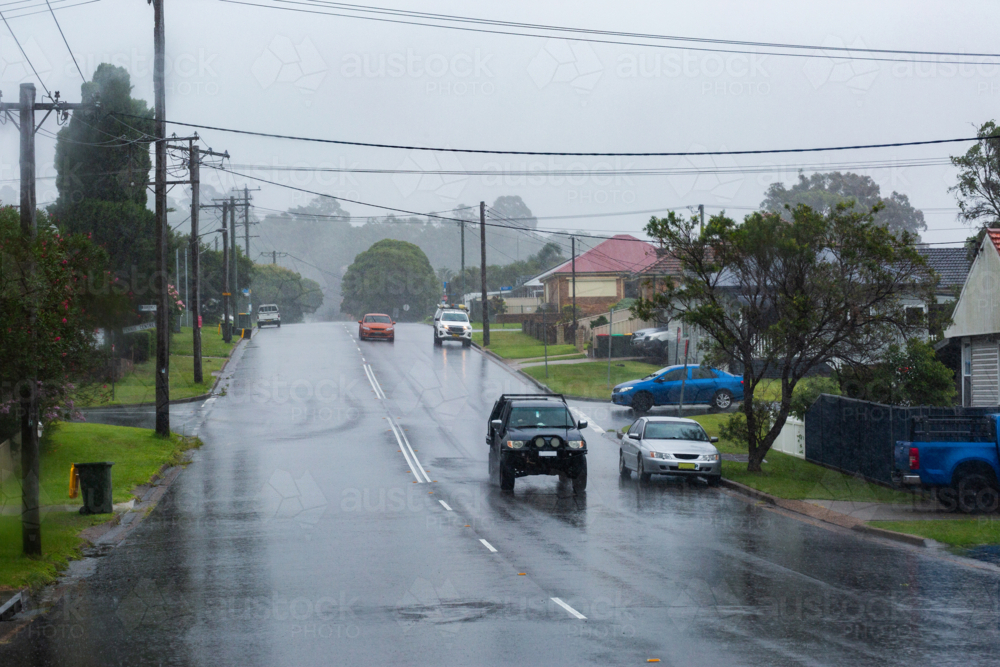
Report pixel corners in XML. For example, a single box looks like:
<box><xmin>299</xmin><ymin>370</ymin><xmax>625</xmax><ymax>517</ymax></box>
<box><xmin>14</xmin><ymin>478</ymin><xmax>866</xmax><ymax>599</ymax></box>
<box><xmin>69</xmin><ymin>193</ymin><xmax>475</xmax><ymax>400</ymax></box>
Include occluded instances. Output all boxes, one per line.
<box><xmin>387</xmin><ymin>419</ymin><xmax>423</xmax><ymax>484</ymax></box>
<box><xmin>438</xmin><ymin>500</ymin><xmax>452</xmax><ymax>511</ymax></box>
<box><xmin>479</xmin><ymin>539</ymin><xmax>498</xmax><ymax>553</ymax></box>
<box><xmin>551</xmin><ymin>597</ymin><xmax>587</xmax><ymax>620</ymax></box>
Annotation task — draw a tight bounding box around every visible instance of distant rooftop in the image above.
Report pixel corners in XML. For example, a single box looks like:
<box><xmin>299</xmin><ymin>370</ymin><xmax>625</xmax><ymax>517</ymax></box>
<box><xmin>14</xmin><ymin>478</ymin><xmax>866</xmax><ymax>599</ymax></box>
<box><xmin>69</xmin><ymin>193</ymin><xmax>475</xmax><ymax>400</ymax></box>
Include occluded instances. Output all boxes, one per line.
<box><xmin>918</xmin><ymin>246</ymin><xmax>970</xmax><ymax>290</ymax></box>
<box><xmin>551</xmin><ymin>234</ymin><xmax>658</xmax><ymax>275</ymax></box>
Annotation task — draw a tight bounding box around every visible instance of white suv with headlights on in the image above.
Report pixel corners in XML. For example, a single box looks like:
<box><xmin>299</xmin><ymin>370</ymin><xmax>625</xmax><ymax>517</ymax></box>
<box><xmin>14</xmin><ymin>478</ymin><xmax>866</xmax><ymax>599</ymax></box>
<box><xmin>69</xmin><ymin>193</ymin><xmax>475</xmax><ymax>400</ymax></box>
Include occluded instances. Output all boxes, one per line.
<box><xmin>433</xmin><ymin>304</ymin><xmax>472</xmax><ymax>347</ymax></box>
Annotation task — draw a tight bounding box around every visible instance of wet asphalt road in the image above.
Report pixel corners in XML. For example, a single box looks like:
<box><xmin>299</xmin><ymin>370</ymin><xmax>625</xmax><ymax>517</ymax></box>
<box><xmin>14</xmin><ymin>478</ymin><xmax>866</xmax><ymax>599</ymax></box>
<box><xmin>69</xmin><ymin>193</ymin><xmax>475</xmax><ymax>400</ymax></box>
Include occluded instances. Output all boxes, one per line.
<box><xmin>3</xmin><ymin>322</ymin><xmax>1000</xmax><ymax>665</ymax></box>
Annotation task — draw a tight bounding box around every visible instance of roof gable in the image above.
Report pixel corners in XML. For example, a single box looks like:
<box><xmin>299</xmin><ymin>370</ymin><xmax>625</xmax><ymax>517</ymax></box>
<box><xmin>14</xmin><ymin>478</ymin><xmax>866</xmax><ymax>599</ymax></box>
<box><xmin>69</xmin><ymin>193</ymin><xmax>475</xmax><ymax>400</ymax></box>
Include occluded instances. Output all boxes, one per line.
<box><xmin>945</xmin><ymin>235</ymin><xmax>1000</xmax><ymax>338</ymax></box>
<box><xmin>551</xmin><ymin>234</ymin><xmax>658</xmax><ymax>275</ymax></box>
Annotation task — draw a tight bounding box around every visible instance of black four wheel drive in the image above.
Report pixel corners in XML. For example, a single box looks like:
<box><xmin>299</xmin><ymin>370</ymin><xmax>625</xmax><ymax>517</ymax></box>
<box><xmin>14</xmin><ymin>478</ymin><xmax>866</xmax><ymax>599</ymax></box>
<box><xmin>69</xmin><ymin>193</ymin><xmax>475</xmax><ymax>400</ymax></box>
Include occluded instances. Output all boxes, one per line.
<box><xmin>486</xmin><ymin>394</ymin><xmax>588</xmax><ymax>494</ymax></box>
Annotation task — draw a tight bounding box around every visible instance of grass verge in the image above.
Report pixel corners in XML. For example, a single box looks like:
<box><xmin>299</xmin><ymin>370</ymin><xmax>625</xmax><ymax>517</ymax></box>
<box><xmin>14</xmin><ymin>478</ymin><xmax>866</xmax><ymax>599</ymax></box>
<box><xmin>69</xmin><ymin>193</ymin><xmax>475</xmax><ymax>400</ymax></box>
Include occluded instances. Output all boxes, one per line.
<box><xmin>473</xmin><ymin>330</ymin><xmax>578</xmax><ymax>359</ymax></box>
<box><xmin>866</xmin><ymin>519</ymin><xmax>1000</xmax><ymax>547</ymax></box>
<box><xmin>85</xmin><ymin>355</ymin><xmax>226</xmax><ymax>406</ymax></box>
<box><xmin>171</xmin><ymin>326</ymin><xmax>238</xmax><ymax>358</ymax></box>
<box><xmin>522</xmin><ymin>360</ymin><xmax>662</xmax><ymax>399</ymax></box>
<box><xmin>0</xmin><ymin>422</ymin><xmax>199</xmax><ymax>591</ymax></box>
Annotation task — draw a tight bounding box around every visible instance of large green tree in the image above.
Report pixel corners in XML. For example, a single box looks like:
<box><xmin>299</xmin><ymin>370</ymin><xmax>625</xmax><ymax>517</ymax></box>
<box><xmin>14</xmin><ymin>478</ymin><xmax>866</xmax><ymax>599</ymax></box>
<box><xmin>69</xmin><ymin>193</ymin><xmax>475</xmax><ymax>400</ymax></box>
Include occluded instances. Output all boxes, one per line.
<box><xmin>53</xmin><ymin>64</ymin><xmax>154</xmax><ymax>208</ymax></box>
<box><xmin>250</xmin><ymin>264</ymin><xmax>323</xmax><ymax>324</ymax></box>
<box><xmin>635</xmin><ymin>204</ymin><xmax>933</xmax><ymax>472</ymax></box>
<box><xmin>950</xmin><ymin>121</ymin><xmax>1000</xmax><ymax>228</ymax></box>
<box><xmin>1</xmin><ymin>206</ymin><xmax>128</xmax><ymax>427</ymax></box>
<box><xmin>341</xmin><ymin>239</ymin><xmax>438</xmax><ymax>320</ymax></box>
<box><xmin>762</xmin><ymin>172</ymin><xmax>926</xmax><ymax>237</ymax></box>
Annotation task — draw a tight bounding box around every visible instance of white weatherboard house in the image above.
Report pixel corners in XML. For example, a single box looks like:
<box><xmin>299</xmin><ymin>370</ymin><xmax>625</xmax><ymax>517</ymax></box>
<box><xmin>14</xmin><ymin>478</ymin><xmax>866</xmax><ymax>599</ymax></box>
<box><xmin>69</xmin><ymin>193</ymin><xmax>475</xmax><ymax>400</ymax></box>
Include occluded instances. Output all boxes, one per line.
<box><xmin>945</xmin><ymin>230</ymin><xmax>1000</xmax><ymax>406</ymax></box>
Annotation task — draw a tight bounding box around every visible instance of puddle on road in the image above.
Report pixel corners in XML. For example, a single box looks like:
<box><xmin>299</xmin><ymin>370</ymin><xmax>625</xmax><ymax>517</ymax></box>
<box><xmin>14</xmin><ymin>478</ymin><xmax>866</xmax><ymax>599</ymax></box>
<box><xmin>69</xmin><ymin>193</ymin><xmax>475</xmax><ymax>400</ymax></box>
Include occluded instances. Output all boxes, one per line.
<box><xmin>961</xmin><ymin>545</ymin><xmax>1000</xmax><ymax>566</ymax></box>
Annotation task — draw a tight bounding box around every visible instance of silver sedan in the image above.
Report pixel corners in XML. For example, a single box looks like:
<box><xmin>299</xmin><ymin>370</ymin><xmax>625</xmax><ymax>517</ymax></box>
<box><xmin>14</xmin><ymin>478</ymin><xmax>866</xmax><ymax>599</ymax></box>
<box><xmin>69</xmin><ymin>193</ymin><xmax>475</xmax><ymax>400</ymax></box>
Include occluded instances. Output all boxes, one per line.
<box><xmin>618</xmin><ymin>416</ymin><xmax>721</xmax><ymax>485</ymax></box>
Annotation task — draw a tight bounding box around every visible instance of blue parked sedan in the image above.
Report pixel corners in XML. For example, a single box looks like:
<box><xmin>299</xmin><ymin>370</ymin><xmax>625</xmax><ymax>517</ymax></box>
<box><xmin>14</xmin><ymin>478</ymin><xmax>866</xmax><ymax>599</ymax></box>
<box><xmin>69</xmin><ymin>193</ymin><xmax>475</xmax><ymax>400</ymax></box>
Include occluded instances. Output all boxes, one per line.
<box><xmin>611</xmin><ymin>365</ymin><xmax>743</xmax><ymax>413</ymax></box>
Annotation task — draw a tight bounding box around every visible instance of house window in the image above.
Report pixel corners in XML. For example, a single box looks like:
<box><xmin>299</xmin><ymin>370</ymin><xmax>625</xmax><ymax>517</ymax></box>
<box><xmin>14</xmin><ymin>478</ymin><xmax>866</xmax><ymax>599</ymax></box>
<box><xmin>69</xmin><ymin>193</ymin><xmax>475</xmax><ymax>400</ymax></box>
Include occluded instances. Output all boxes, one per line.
<box><xmin>964</xmin><ymin>344</ymin><xmax>972</xmax><ymax>377</ymax></box>
<box><xmin>904</xmin><ymin>306</ymin><xmax>925</xmax><ymax>326</ymax></box>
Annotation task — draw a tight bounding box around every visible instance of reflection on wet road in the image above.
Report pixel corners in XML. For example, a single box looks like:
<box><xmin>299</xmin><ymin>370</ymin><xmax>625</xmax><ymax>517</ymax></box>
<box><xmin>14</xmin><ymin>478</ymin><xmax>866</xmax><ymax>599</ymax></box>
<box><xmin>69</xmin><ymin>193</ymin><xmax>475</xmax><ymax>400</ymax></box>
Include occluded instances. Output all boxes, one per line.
<box><xmin>3</xmin><ymin>322</ymin><xmax>998</xmax><ymax>666</ymax></box>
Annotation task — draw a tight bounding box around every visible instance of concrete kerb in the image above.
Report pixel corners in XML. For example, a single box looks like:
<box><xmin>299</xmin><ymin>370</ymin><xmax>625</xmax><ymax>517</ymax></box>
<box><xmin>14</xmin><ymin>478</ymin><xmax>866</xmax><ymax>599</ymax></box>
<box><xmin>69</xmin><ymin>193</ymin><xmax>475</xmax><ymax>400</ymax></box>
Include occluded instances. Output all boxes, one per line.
<box><xmin>719</xmin><ymin>478</ymin><xmax>930</xmax><ymax>548</ymax></box>
<box><xmin>470</xmin><ymin>339</ymin><xmax>595</xmax><ymax>399</ymax></box>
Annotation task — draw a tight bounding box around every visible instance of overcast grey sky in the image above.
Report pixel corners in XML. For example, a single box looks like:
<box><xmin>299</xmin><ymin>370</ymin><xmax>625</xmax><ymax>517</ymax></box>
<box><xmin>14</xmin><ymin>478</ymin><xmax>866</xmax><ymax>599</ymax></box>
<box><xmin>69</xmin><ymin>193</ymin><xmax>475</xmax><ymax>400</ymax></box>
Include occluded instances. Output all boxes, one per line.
<box><xmin>2</xmin><ymin>0</ymin><xmax>996</xmax><ymax>248</ymax></box>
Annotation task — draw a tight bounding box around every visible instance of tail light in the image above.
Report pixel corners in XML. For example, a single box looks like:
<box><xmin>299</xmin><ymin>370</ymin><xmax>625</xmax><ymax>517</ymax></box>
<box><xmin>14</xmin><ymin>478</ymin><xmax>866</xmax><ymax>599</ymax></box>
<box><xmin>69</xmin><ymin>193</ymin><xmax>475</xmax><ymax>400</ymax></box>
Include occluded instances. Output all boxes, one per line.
<box><xmin>909</xmin><ymin>447</ymin><xmax>919</xmax><ymax>470</ymax></box>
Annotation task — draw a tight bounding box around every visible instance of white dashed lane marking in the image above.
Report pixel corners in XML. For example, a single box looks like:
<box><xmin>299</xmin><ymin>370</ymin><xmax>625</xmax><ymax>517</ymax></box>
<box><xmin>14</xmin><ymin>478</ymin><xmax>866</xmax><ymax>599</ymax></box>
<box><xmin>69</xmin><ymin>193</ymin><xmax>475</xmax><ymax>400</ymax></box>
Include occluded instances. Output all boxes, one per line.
<box><xmin>479</xmin><ymin>539</ymin><xmax>498</xmax><ymax>553</ymax></box>
<box><xmin>438</xmin><ymin>500</ymin><xmax>452</xmax><ymax>511</ymax></box>
<box><xmin>551</xmin><ymin>597</ymin><xmax>587</xmax><ymax>619</ymax></box>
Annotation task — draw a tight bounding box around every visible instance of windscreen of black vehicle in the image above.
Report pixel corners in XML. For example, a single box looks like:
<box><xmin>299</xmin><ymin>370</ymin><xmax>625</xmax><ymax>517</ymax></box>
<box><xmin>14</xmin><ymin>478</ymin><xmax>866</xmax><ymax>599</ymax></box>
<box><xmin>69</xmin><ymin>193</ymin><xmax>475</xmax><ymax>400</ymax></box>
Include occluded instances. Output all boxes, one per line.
<box><xmin>442</xmin><ymin>312</ymin><xmax>469</xmax><ymax>322</ymax></box>
<box><xmin>365</xmin><ymin>315</ymin><xmax>391</xmax><ymax>323</ymax></box>
<box><xmin>643</xmin><ymin>422</ymin><xmax>709</xmax><ymax>441</ymax></box>
<box><xmin>508</xmin><ymin>407</ymin><xmax>575</xmax><ymax>428</ymax></box>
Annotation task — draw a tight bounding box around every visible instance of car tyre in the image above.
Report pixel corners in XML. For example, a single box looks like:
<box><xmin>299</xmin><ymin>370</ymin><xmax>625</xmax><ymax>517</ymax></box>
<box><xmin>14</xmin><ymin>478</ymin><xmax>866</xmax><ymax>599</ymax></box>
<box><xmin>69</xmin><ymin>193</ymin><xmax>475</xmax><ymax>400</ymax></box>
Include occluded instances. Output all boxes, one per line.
<box><xmin>637</xmin><ymin>455</ymin><xmax>651</xmax><ymax>483</ymax></box>
<box><xmin>619</xmin><ymin>450</ymin><xmax>631</xmax><ymax>479</ymax></box>
<box><xmin>572</xmin><ymin>458</ymin><xmax>588</xmax><ymax>494</ymax></box>
<box><xmin>631</xmin><ymin>392</ymin><xmax>653</xmax><ymax>414</ymax></box>
<box><xmin>956</xmin><ymin>472</ymin><xmax>1000</xmax><ymax>514</ymax></box>
<box><xmin>488</xmin><ymin>446</ymin><xmax>498</xmax><ymax>482</ymax></box>
<box><xmin>713</xmin><ymin>389</ymin><xmax>733</xmax><ymax>411</ymax></box>
<box><xmin>434</xmin><ymin>335</ymin><xmax>442</xmax><ymax>346</ymax></box>
<box><xmin>277</xmin><ymin>322</ymin><xmax>281</xmax><ymax>328</ymax></box>
<box><xmin>499</xmin><ymin>454</ymin><xmax>515</xmax><ymax>491</ymax></box>
<box><xmin>463</xmin><ymin>340</ymin><xmax>471</xmax><ymax>348</ymax></box>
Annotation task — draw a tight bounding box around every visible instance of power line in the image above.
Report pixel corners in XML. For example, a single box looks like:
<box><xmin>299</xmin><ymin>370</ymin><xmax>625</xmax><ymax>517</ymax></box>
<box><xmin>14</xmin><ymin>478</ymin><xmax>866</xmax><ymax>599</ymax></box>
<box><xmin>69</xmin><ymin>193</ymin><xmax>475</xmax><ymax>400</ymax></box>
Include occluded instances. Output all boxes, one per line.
<box><xmin>224</xmin><ymin>0</ymin><xmax>1000</xmax><ymax>66</ymax></box>
<box><xmin>113</xmin><ymin>113</ymin><xmax>984</xmax><ymax>158</ymax></box>
<box><xmin>44</xmin><ymin>0</ymin><xmax>85</xmax><ymax>81</ymax></box>
<box><xmin>0</xmin><ymin>0</ymin><xmax>101</xmax><ymax>20</ymax></box>
<box><xmin>0</xmin><ymin>10</ymin><xmax>50</xmax><ymax>96</ymax></box>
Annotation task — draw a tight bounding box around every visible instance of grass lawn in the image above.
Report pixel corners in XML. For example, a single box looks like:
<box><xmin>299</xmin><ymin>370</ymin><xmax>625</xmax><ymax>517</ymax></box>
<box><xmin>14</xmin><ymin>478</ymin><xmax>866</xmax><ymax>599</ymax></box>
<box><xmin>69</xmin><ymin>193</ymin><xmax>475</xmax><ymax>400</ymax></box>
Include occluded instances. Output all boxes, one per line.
<box><xmin>518</xmin><ymin>353</ymin><xmax>588</xmax><ymax>364</ymax></box>
<box><xmin>720</xmin><ymin>450</ymin><xmax>915</xmax><ymax>503</ymax></box>
<box><xmin>171</xmin><ymin>326</ymin><xmax>238</xmax><ymax>358</ymax></box>
<box><xmin>522</xmin><ymin>360</ymin><xmax>662</xmax><ymax>399</ymax></box>
<box><xmin>0</xmin><ymin>513</ymin><xmax>105</xmax><ymax>591</ymax></box>
<box><xmin>473</xmin><ymin>330</ymin><xmax>578</xmax><ymax>359</ymax></box>
<box><xmin>867</xmin><ymin>519</ymin><xmax>1000</xmax><ymax>547</ymax></box>
<box><xmin>84</xmin><ymin>355</ymin><xmax>226</xmax><ymax>406</ymax></box>
<box><xmin>1</xmin><ymin>422</ymin><xmax>199</xmax><ymax>507</ymax></box>
<box><xmin>473</xmin><ymin>322</ymin><xmax>521</xmax><ymax>330</ymax></box>
<box><xmin>0</xmin><ymin>423</ymin><xmax>199</xmax><ymax>591</ymax></box>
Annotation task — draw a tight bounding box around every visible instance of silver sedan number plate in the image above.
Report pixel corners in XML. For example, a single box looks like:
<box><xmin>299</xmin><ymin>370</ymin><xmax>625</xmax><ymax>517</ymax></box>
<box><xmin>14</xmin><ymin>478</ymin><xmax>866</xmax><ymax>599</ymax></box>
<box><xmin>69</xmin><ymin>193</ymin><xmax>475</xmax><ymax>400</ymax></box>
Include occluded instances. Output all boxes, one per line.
<box><xmin>538</xmin><ymin>451</ymin><xmax>557</xmax><ymax>457</ymax></box>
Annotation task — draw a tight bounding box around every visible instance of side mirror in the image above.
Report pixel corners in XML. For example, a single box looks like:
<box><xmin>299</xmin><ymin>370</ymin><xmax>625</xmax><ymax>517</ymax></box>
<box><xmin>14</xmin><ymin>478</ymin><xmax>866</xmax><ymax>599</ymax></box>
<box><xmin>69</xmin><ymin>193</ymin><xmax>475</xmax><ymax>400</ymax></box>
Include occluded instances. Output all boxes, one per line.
<box><xmin>628</xmin><ymin>432</ymin><xmax>640</xmax><ymax>440</ymax></box>
<box><xmin>577</xmin><ymin>420</ymin><xmax>588</xmax><ymax>430</ymax></box>
<box><xmin>491</xmin><ymin>419</ymin><xmax>503</xmax><ymax>431</ymax></box>
<box><xmin>391</xmin><ymin>321</ymin><xmax>396</xmax><ymax>325</ymax></box>
<box><xmin>710</xmin><ymin>437</ymin><xmax>719</xmax><ymax>443</ymax></box>
<box><xmin>617</xmin><ymin>431</ymin><xmax>624</xmax><ymax>440</ymax></box>
<box><xmin>357</xmin><ymin>320</ymin><xmax>362</xmax><ymax>324</ymax></box>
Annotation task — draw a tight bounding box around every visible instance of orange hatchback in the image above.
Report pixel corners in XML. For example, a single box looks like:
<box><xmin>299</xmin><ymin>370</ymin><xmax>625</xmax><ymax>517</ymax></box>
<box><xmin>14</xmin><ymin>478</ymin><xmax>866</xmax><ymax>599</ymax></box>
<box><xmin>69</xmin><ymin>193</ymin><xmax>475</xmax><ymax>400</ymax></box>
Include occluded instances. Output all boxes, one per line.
<box><xmin>358</xmin><ymin>313</ymin><xmax>395</xmax><ymax>342</ymax></box>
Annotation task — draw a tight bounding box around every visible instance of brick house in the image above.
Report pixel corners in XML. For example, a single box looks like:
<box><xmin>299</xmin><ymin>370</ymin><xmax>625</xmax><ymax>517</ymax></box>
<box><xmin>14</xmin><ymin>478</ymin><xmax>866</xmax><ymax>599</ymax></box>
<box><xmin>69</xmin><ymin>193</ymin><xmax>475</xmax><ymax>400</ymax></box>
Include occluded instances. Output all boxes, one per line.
<box><xmin>537</xmin><ymin>234</ymin><xmax>658</xmax><ymax>316</ymax></box>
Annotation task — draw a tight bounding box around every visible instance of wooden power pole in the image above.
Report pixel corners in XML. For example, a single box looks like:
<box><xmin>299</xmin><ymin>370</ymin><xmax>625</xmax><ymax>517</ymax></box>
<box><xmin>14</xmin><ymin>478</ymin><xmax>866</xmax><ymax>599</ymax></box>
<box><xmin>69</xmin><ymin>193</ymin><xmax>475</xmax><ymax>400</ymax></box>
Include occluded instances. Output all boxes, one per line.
<box><xmin>189</xmin><ymin>142</ymin><xmax>202</xmax><ymax>384</ymax></box>
<box><xmin>221</xmin><ymin>200</ymin><xmax>231</xmax><ymax>343</ymax></box>
<box><xmin>153</xmin><ymin>0</ymin><xmax>170</xmax><ymax>437</ymax></box>
<box><xmin>480</xmin><ymin>201</ymin><xmax>489</xmax><ymax>346</ymax></box>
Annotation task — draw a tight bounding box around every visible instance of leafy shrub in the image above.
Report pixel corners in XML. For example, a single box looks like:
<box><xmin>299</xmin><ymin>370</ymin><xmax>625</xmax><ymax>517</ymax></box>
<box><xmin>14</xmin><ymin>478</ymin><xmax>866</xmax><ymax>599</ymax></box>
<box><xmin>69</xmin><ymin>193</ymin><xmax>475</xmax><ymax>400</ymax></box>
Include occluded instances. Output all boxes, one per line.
<box><xmin>789</xmin><ymin>376</ymin><xmax>841</xmax><ymax>419</ymax></box>
<box><xmin>719</xmin><ymin>399</ymin><xmax>778</xmax><ymax>449</ymax></box>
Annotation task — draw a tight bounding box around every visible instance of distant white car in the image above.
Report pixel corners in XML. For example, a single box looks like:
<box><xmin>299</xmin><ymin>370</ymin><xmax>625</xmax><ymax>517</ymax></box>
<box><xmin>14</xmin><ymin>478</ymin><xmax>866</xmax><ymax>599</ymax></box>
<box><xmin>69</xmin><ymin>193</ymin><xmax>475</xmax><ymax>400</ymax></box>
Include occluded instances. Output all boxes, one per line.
<box><xmin>258</xmin><ymin>304</ymin><xmax>281</xmax><ymax>328</ymax></box>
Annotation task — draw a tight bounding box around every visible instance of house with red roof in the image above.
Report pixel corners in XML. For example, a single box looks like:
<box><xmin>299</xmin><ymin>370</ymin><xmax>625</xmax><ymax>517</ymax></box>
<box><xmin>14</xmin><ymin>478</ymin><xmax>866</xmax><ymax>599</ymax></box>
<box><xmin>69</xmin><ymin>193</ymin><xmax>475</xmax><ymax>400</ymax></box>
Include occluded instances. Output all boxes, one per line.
<box><xmin>944</xmin><ymin>230</ymin><xmax>1000</xmax><ymax>406</ymax></box>
<box><xmin>536</xmin><ymin>234</ymin><xmax>659</xmax><ymax>316</ymax></box>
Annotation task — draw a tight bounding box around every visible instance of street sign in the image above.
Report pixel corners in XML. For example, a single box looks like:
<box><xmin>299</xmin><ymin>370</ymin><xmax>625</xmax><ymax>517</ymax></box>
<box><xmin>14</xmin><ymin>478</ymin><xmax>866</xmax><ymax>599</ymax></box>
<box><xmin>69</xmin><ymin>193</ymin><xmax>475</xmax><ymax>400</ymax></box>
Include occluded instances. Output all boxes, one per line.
<box><xmin>403</xmin><ymin>304</ymin><xmax>410</xmax><ymax>311</ymax></box>
<box><xmin>122</xmin><ymin>322</ymin><xmax>157</xmax><ymax>334</ymax></box>
<box><xmin>242</xmin><ymin>288</ymin><xmax>250</xmax><ymax>296</ymax></box>
<box><xmin>500</xmin><ymin>286</ymin><xmax>513</xmax><ymax>292</ymax></box>
<box><xmin>138</xmin><ymin>304</ymin><xmax>157</xmax><ymax>312</ymax></box>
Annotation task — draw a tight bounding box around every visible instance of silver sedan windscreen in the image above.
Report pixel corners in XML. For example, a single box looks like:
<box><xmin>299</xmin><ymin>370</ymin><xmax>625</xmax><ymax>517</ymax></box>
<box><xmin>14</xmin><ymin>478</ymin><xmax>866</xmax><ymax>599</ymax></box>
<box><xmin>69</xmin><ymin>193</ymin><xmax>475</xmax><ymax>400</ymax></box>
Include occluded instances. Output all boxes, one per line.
<box><xmin>643</xmin><ymin>422</ymin><xmax>709</xmax><ymax>441</ymax></box>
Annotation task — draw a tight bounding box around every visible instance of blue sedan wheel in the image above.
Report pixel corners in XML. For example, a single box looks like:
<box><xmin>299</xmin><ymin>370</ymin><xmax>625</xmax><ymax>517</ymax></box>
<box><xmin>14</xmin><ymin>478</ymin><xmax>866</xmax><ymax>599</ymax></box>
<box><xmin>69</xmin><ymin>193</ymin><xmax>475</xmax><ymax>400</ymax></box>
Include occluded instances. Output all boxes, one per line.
<box><xmin>713</xmin><ymin>389</ymin><xmax>733</xmax><ymax>410</ymax></box>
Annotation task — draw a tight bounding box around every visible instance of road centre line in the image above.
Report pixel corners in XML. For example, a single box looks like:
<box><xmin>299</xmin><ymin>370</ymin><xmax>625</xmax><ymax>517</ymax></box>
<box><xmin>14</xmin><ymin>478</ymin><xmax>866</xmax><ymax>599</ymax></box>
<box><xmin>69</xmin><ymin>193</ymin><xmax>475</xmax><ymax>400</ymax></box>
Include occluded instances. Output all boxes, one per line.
<box><xmin>389</xmin><ymin>417</ymin><xmax>431</xmax><ymax>484</ymax></box>
<box><xmin>479</xmin><ymin>539</ymin><xmax>498</xmax><ymax>553</ymax></box>
<box><xmin>438</xmin><ymin>500</ymin><xmax>453</xmax><ymax>511</ymax></box>
<box><xmin>551</xmin><ymin>597</ymin><xmax>587</xmax><ymax>620</ymax></box>
<box><xmin>366</xmin><ymin>364</ymin><xmax>387</xmax><ymax>399</ymax></box>
<box><xmin>387</xmin><ymin>419</ymin><xmax>423</xmax><ymax>484</ymax></box>
<box><xmin>363</xmin><ymin>364</ymin><xmax>382</xmax><ymax>399</ymax></box>
<box><xmin>394</xmin><ymin>419</ymin><xmax>432</xmax><ymax>483</ymax></box>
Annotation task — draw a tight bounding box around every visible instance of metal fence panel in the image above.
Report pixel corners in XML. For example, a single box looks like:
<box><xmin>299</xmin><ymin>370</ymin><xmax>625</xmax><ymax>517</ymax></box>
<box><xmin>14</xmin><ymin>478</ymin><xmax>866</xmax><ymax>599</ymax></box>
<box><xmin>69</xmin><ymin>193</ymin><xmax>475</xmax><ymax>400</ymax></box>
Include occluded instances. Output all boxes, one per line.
<box><xmin>804</xmin><ymin>395</ymin><xmax>995</xmax><ymax>485</ymax></box>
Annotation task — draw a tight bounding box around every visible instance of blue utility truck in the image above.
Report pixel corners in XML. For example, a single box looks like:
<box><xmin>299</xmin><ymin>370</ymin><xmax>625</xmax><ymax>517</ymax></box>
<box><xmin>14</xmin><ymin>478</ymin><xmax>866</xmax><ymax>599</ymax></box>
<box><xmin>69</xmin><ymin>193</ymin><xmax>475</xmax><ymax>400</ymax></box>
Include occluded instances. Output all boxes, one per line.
<box><xmin>893</xmin><ymin>415</ymin><xmax>1000</xmax><ymax>513</ymax></box>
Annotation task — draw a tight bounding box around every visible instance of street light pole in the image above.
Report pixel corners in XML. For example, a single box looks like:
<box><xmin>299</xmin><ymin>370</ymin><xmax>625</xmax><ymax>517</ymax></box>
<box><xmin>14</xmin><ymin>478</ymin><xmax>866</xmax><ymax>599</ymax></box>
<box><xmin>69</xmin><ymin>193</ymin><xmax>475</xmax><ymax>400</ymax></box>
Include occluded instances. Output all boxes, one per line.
<box><xmin>153</xmin><ymin>0</ymin><xmax>170</xmax><ymax>437</ymax></box>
